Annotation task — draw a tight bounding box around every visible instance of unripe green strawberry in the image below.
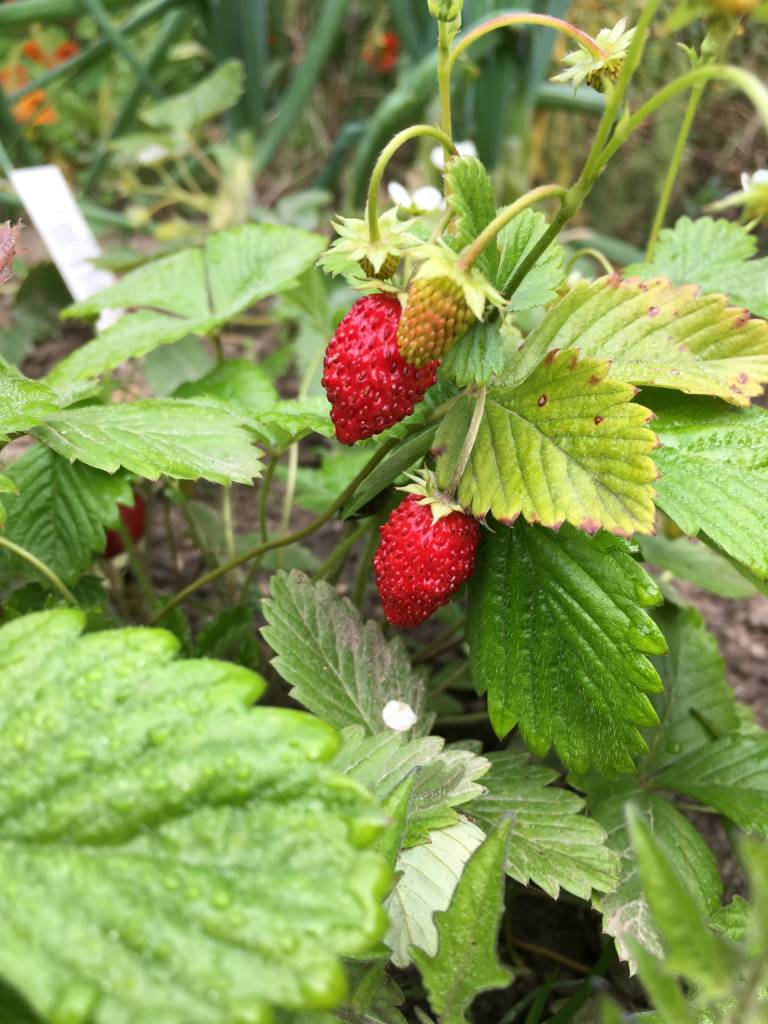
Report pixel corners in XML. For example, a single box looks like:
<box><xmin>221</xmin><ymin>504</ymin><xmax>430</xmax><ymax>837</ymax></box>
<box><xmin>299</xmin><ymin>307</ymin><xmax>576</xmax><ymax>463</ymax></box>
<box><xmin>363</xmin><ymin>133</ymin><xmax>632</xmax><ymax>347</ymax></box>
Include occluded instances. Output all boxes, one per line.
<box><xmin>397</xmin><ymin>275</ymin><xmax>475</xmax><ymax>367</ymax></box>
<box><xmin>360</xmin><ymin>253</ymin><xmax>400</xmax><ymax>280</ymax></box>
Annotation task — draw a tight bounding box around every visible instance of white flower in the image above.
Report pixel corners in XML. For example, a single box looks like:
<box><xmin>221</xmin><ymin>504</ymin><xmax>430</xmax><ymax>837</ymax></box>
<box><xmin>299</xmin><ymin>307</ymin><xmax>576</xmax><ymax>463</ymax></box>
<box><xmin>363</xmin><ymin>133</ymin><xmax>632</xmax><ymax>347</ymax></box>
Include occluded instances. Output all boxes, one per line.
<box><xmin>707</xmin><ymin>169</ymin><xmax>768</xmax><ymax>225</ymax></box>
<box><xmin>387</xmin><ymin>181</ymin><xmax>445</xmax><ymax>213</ymax></box>
<box><xmin>430</xmin><ymin>139</ymin><xmax>477</xmax><ymax>169</ymax></box>
<box><xmin>740</xmin><ymin>169</ymin><xmax>768</xmax><ymax>191</ymax></box>
<box><xmin>381</xmin><ymin>699</ymin><xmax>418</xmax><ymax>732</ymax></box>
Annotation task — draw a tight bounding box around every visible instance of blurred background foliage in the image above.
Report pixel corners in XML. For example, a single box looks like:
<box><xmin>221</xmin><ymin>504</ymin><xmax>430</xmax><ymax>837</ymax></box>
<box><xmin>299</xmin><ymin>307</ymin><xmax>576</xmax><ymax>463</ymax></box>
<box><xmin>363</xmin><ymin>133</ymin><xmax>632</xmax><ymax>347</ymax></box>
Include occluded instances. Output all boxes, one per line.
<box><xmin>0</xmin><ymin>0</ymin><xmax>765</xmax><ymax>255</ymax></box>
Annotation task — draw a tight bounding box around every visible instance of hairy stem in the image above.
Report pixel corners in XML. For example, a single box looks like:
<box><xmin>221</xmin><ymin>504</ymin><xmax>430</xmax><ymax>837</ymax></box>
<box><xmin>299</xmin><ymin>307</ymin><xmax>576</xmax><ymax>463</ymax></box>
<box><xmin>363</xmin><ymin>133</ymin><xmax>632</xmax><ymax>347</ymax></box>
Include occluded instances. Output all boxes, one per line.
<box><xmin>0</xmin><ymin>537</ymin><xmax>78</xmax><ymax>606</ymax></box>
<box><xmin>437</xmin><ymin>18</ymin><xmax>454</xmax><ymax>141</ymax></box>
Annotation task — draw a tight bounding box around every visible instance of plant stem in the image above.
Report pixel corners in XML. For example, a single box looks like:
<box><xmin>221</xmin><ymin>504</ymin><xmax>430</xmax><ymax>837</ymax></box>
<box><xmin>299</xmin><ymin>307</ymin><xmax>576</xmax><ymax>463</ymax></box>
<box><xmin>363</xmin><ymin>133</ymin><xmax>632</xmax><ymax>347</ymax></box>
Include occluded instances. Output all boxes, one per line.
<box><xmin>0</xmin><ymin>537</ymin><xmax>77</xmax><ymax>606</ymax></box>
<box><xmin>645</xmin><ymin>83</ymin><xmax>704</xmax><ymax>260</ymax></box>
<box><xmin>313</xmin><ymin>519</ymin><xmax>372</xmax><ymax>582</ymax></box>
<box><xmin>435</xmin><ymin>710</ymin><xmax>488</xmax><ymax>726</ymax></box>
<box><xmin>448</xmin><ymin>13</ymin><xmax>607</xmax><ymax>76</ymax></box>
<box><xmin>366</xmin><ymin>124</ymin><xmax>456</xmax><ymax>242</ymax></box>
<box><xmin>259</xmin><ymin>453</ymin><xmax>278</xmax><ymax>543</ymax></box>
<box><xmin>437</xmin><ymin>19</ymin><xmax>454</xmax><ymax>140</ymax></box>
<box><xmin>352</xmin><ymin>517</ymin><xmax>381</xmax><ymax>607</ymax></box>
<box><xmin>150</xmin><ymin>439</ymin><xmax>400</xmax><ymax>623</ymax></box>
<box><xmin>447</xmin><ymin>386</ymin><xmax>486</xmax><ymax>496</ymax></box>
<box><xmin>221</xmin><ymin>486</ymin><xmax>237</xmax><ymax>602</ymax></box>
<box><xmin>456</xmin><ymin>184</ymin><xmax>566</xmax><ymax>272</ymax></box>
<box><xmin>412</xmin><ymin>619</ymin><xmax>464</xmax><ymax>663</ymax></box>
<box><xmin>563</xmin><ymin>246</ymin><xmax>614</xmax><ymax>276</ymax></box>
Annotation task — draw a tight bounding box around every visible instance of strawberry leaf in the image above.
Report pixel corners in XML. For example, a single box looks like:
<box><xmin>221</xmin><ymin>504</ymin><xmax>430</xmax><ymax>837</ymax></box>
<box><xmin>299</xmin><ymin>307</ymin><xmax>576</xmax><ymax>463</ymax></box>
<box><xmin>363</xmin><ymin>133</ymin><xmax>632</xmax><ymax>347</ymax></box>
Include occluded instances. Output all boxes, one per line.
<box><xmin>0</xmin><ymin>370</ymin><xmax>59</xmax><ymax>435</ymax></box>
<box><xmin>446</xmin><ymin>156</ymin><xmax>498</xmax><ymax>281</ymax></box>
<box><xmin>625</xmin><ymin>215</ymin><xmax>768</xmax><ymax>318</ymax></box>
<box><xmin>0</xmin><ymin>445</ymin><xmax>132</xmax><ymax>585</ymax></box>
<box><xmin>0</xmin><ymin>609</ymin><xmax>389</xmax><ymax>1023</ymax></box>
<box><xmin>49</xmin><ymin>224</ymin><xmax>325</xmax><ymax>387</ymax></box>
<box><xmin>261</xmin><ymin>571</ymin><xmax>432</xmax><ymax>736</ymax></box>
<box><xmin>650</xmin><ymin>391</ymin><xmax>768</xmax><ymax>580</ymax></box>
<box><xmin>33</xmin><ymin>399</ymin><xmax>263</xmax><ymax>484</ymax></box>
<box><xmin>497</xmin><ymin>209</ymin><xmax>565</xmax><ymax>310</ymax></box>
<box><xmin>435</xmin><ymin>350</ymin><xmax>658</xmax><ymax>536</ymax></box>
<box><xmin>467</xmin><ymin>522</ymin><xmax>666</xmax><ymax>774</ymax></box>
<box><xmin>467</xmin><ymin>751</ymin><xmax>620</xmax><ymax>899</ymax></box>
<box><xmin>139</xmin><ymin>59</ymin><xmax>245</xmax><ymax>133</ymax></box>
<box><xmin>511</xmin><ymin>275</ymin><xmax>768</xmax><ymax>406</ymax></box>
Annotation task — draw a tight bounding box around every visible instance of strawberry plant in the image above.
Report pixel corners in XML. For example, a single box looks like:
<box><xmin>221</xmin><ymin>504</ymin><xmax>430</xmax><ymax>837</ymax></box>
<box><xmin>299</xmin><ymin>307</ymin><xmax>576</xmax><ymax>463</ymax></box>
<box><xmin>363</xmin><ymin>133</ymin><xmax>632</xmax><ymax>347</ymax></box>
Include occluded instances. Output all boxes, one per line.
<box><xmin>1</xmin><ymin>2</ymin><xmax>768</xmax><ymax>1022</ymax></box>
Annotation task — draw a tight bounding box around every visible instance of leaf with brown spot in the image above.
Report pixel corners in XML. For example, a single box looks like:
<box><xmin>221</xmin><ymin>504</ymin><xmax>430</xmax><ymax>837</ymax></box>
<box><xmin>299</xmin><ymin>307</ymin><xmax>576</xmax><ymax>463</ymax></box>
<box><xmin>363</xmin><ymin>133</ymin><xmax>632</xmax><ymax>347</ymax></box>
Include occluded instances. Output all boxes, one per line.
<box><xmin>434</xmin><ymin>349</ymin><xmax>658</xmax><ymax>536</ymax></box>
<box><xmin>508</xmin><ymin>274</ymin><xmax>768</xmax><ymax>407</ymax></box>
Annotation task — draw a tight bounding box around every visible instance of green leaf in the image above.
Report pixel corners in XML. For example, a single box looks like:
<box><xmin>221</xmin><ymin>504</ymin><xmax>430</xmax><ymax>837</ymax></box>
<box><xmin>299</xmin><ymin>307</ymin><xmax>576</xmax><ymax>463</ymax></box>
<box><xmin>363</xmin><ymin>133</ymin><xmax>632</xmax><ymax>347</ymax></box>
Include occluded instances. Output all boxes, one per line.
<box><xmin>588</xmin><ymin>789</ymin><xmax>722</xmax><ymax>969</ymax></box>
<box><xmin>0</xmin><ymin>471</ymin><xmax>18</xmax><ymax>529</ymax></box>
<box><xmin>638</xmin><ymin>533</ymin><xmax>759</xmax><ymax>599</ymax></box>
<box><xmin>140</xmin><ymin>58</ymin><xmax>245</xmax><ymax>133</ymax></box>
<box><xmin>50</xmin><ymin>224</ymin><xmax>325</xmax><ymax>387</ymax></box>
<box><xmin>650</xmin><ymin>392</ymin><xmax>768</xmax><ymax>579</ymax></box>
<box><xmin>711</xmin><ymin>896</ymin><xmax>750</xmax><ymax>943</ymax></box>
<box><xmin>654</xmin><ymin>735</ymin><xmax>768</xmax><ymax>836</ymax></box>
<box><xmin>289</xmin><ymin>447</ymin><xmax>372</xmax><ymax>515</ymax></box>
<box><xmin>175</xmin><ymin>358</ymin><xmax>278</xmax><ymax>411</ymax></box>
<box><xmin>467</xmin><ymin>523</ymin><xmax>666</xmax><ymax>774</ymax></box>
<box><xmin>0</xmin><ymin>609</ymin><xmax>390</xmax><ymax>1023</ymax></box>
<box><xmin>510</xmin><ymin>275</ymin><xmax>768</xmax><ymax>406</ymax></box>
<box><xmin>341</xmin><ymin>426</ymin><xmax>437</xmax><ymax>518</ymax></box>
<box><xmin>330</xmin><ymin>725</ymin><xmax>489</xmax><ymax>847</ymax></box>
<box><xmin>0</xmin><ymin>370</ymin><xmax>59</xmax><ymax>435</ymax></box>
<box><xmin>412</xmin><ymin>822</ymin><xmax>514</xmax><ymax>1024</ymax></box>
<box><xmin>625</xmin><ymin>216</ymin><xmax>768</xmax><ymax>318</ymax></box>
<box><xmin>439</xmin><ymin>321</ymin><xmax>507</xmax><ymax>388</ymax></box>
<box><xmin>628</xmin><ymin>806</ymin><xmax>732</xmax><ymax>997</ymax></box>
<box><xmin>143</xmin><ymin>336</ymin><xmax>217</xmax><ymax>397</ymax></box>
<box><xmin>435</xmin><ymin>350</ymin><xmax>658</xmax><ymax>536</ymax></box>
<box><xmin>446</xmin><ymin>156</ymin><xmax>498</xmax><ymax>281</ymax></box>
<box><xmin>261</xmin><ymin>572</ymin><xmax>432</xmax><ymax>736</ymax></box>
<box><xmin>0</xmin><ymin>445</ymin><xmax>132</xmax><ymax>585</ymax></box>
<box><xmin>467</xmin><ymin>752</ymin><xmax>620</xmax><ymax>899</ymax></box>
<box><xmin>628</xmin><ymin>943</ymin><xmax>695</xmax><ymax>1024</ymax></box>
<box><xmin>385</xmin><ymin>818</ymin><xmax>485</xmax><ymax>968</ymax></box>
<box><xmin>497</xmin><ymin>209</ymin><xmax>566</xmax><ymax>310</ymax></box>
<box><xmin>33</xmin><ymin>399</ymin><xmax>263</xmax><ymax>484</ymax></box>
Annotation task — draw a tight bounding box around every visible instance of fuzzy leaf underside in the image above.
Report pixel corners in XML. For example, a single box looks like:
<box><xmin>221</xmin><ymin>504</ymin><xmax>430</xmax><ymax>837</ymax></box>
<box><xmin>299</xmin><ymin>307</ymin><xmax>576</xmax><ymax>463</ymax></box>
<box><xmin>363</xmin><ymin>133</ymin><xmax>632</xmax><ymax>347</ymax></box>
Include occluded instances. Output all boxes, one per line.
<box><xmin>0</xmin><ymin>610</ymin><xmax>390</xmax><ymax>1024</ymax></box>
<box><xmin>467</xmin><ymin>523</ymin><xmax>666</xmax><ymax>775</ymax></box>
<box><xmin>0</xmin><ymin>445</ymin><xmax>132</xmax><ymax>584</ymax></box>
<box><xmin>650</xmin><ymin>392</ymin><xmax>768</xmax><ymax>579</ymax></box>
<box><xmin>50</xmin><ymin>224</ymin><xmax>325</xmax><ymax>387</ymax></box>
<box><xmin>261</xmin><ymin>572</ymin><xmax>432</xmax><ymax>737</ymax></box>
<box><xmin>434</xmin><ymin>350</ymin><xmax>658</xmax><ymax>537</ymax></box>
<box><xmin>385</xmin><ymin>818</ymin><xmax>485</xmax><ymax>968</ymax></box>
<box><xmin>467</xmin><ymin>752</ymin><xmax>620</xmax><ymax>898</ymax></box>
<box><xmin>625</xmin><ymin>215</ymin><xmax>768</xmax><ymax>318</ymax></box>
<box><xmin>330</xmin><ymin>725</ymin><xmax>490</xmax><ymax>847</ymax></box>
<box><xmin>510</xmin><ymin>274</ymin><xmax>768</xmax><ymax>406</ymax></box>
<box><xmin>412</xmin><ymin>822</ymin><xmax>514</xmax><ymax>1024</ymax></box>
<box><xmin>33</xmin><ymin>399</ymin><xmax>263</xmax><ymax>485</ymax></box>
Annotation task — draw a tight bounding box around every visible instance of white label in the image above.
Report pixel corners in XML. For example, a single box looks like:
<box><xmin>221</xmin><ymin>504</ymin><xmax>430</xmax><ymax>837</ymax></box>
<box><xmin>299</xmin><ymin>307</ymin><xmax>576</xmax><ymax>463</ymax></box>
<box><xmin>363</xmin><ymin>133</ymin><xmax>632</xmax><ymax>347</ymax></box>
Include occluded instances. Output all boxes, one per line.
<box><xmin>9</xmin><ymin>164</ymin><xmax>119</xmax><ymax>330</ymax></box>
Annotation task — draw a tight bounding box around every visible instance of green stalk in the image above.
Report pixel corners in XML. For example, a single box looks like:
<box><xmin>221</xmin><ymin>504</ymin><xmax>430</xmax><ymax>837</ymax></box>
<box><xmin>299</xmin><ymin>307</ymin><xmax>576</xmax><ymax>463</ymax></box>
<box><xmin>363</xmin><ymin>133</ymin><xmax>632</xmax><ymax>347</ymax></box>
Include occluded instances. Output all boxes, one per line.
<box><xmin>437</xmin><ymin>18</ymin><xmax>454</xmax><ymax>140</ymax></box>
<box><xmin>366</xmin><ymin>123</ymin><xmax>455</xmax><ymax>242</ymax></box>
<box><xmin>447</xmin><ymin>386</ymin><xmax>486</xmax><ymax>497</ymax></box>
<box><xmin>0</xmin><ymin>537</ymin><xmax>77</xmax><ymax>606</ymax></box>
<box><xmin>352</xmin><ymin>518</ymin><xmax>380</xmax><ymax>608</ymax></box>
<box><xmin>313</xmin><ymin>519</ymin><xmax>372</xmax><ymax>582</ymax></box>
<box><xmin>81</xmin><ymin>0</ymin><xmax>162</xmax><ymax>99</ymax></box>
<box><xmin>150</xmin><ymin>438</ymin><xmax>400</xmax><ymax>624</ymax></box>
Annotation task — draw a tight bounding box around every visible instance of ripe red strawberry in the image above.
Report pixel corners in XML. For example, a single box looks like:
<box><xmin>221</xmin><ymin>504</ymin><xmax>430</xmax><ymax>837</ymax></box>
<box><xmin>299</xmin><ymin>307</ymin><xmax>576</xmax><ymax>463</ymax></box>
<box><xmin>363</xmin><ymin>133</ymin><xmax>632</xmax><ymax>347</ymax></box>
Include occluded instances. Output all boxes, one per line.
<box><xmin>322</xmin><ymin>294</ymin><xmax>438</xmax><ymax>445</ymax></box>
<box><xmin>396</xmin><ymin>275</ymin><xmax>475</xmax><ymax>367</ymax></box>
<box><xmin>374</xmin><ymin>493</ymin><xmax>481</xmax><ymax>628</ymax></box>
<box><xmin>105</xmin><ymin>493</ymin><xmax>146</xmax><ymax>557</ymax></box>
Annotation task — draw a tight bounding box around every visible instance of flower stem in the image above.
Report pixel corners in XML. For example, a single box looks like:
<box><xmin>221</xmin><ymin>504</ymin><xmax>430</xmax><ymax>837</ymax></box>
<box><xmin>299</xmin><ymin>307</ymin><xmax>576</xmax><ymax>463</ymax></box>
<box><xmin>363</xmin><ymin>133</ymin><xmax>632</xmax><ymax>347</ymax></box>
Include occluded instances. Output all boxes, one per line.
<box><xmin>456</xmin><ymin>184</ymin><xmax>567</xmax><ymax>272</ymax></box>
<box><xmin>0</xmin><ymin>536</ymin><xmax>78</xmax><ymax>606</ymax></box>
<box><xmin>149</xmin><ymin>438</ymin><xmax>400</xmax><ymax>624</ymax></box>
<box><xmin>366</xmin><ymin>124</ymin><xmax>456</xmax><ymax>242</ymax></box>
<box><xmin>447</xmin><ymin>386</ymin><xmax>486</xmax><ymax>497</ymax></box>
<box><xmin>437</xmin><ymin>19</ymin><xmax>454</xmax><ymax>141</ymax></box>
<box><xmin>563</xmin><ymin>246</ymin><xmax>614</xmax><ymax>276</ymax></box>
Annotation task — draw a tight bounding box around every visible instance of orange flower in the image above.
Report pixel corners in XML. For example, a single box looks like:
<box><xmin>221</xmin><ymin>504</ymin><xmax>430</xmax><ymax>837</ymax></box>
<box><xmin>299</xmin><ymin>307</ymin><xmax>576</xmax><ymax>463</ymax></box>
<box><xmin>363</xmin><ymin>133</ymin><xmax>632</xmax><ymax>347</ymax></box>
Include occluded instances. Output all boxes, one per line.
<box><xmin>21</xmin><ymin>39</ymin><xmax>49</xmax><ymax>65</ymax></box>
<box><xmin>0</xmin><ymin>62</ymin><xmax>29</xmax><ymax>89</ymax></box>
<box><xmin>54</xmin><ymin>39</ymin><xmax>79</xmax><ymax>62</ymax></box>
<box><xmin>11</xmin><ymin>88</ymin><xmax>57</xmax><ymax>126</ymax></box>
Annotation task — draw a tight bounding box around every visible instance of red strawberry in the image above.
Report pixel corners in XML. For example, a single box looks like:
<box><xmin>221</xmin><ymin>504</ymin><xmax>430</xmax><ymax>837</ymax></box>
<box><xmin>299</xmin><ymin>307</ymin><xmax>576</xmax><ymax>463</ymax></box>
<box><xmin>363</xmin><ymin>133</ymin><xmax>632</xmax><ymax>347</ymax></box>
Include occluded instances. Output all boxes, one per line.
<box><xmin>105</xmin><ymin>493</ymin><xmax>146</xmax><ymax>557</ymax></box>
<box><xmin>322</xmin><ymin>294</ymin><xmax>438</xmax><ymax>445</ymax></box>
<box><xmin>374</xmin><ymin>493</ymin><xmax>481</xmax><ymax>628</ymax></box>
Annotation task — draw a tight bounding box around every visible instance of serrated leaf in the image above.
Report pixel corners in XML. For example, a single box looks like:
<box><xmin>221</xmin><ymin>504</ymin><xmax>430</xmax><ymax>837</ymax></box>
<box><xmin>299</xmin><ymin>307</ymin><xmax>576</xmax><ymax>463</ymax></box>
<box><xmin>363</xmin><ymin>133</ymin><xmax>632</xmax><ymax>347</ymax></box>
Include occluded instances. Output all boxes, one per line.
<box><xmin>385</xmin><ymin>818</ymin><xmax>485</xmax><ymax>968</ymax></box>
<box><xmin>497</xmin><ymin>209</ymin><xmax>566</xmax><ymax>310</ymax></box>
<box><xmin>261</xmin><ymin>571</ymin><xmax>432</xmax><ymax>736</ymax></box>
<box><xmin>140</xmin><ymin>58</ymin><xmax>245</xmax><ymax>133</ymax></box>
<box><xmin>0</xmin><ymin>445</ymin><xmax>132</xmax><ymax>585</ymax></box>
<box><xmin>435</xmin><ymin>350</ymin><xmax>658</xmax><ymax>536</ymax></box>
<box><xmin>0</xmin><ymin>370</ymin><xmax>59</xmax><ymax>435</ymax></box>
<box><xmin>653</xmin><ymin>736</ymin><xmax>768</xmax><ymax>836</ymax></box>
<box><xmin>467</xmin><ymin>522</ymin><xmax>666</xmax><ymax>774</ymax></box>
<box><xmin>446</xmin><ymin>156</ymin><xmax>498</xmax><ymax>281</ymax></box>
<box><xmin>0</xmin><ymin>609</ymin><xmax>390</xmax><ymax>1023</ymax></box>
<box><xmin>439</xmin><ymin>321</ymin><xmax>507</xmax><ymax>387</ymax></box>
<box><xmin>639</xmin><ymin>533</ymin><xmax>759</xmax><ymax>599</ymax></box>
<box><xmin>628</xmin><ymin>807</ymin><xmax>732</xmax><ymax>997</ymax></box>
<box><xmin>467</xmin><ymin>752</ymin><xmax>620</xmax><ymax>899</ymax></box>
<box><xmin>510</xmin><ymin>275</ymin><xmax>768</xmax><ymax>406</ymax></box>
<box><xmin>49</xmin><ymin>224</ymin><xmax>325</xmax><ymax>387</ymax></box>
<box><xmin>412</xmin><ymin>821</ymin><xmax>513</xmax><ymax>1024</ymax></box>
<box><xmin>588</xmin><ymin>789</ymin><xmax>722</xmax><ymax>970</ymax></box>
<box><xmin>33</xmin><ymin>399</ymin><xmax>263</xmax><ymax>484</ymax></box>
<box><xmin>650</xmin><ymin>391</ymin><xmax>768</xmax><ymax>579</ymax></box>
<box><xmin>330</xmin><ymin>726</ymin><xmax>489</xmax><ymax>847</ymax></box>
<box><xmin>625</xmin><ymin>216</ymin><xmax>768</xmax><ymax>318</ymax></box>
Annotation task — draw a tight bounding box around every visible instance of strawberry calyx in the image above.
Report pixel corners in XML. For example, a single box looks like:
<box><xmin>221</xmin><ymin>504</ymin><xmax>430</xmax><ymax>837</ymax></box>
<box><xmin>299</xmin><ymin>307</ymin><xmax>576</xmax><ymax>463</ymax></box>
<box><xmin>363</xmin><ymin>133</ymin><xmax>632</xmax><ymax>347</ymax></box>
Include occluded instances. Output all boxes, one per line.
<box><xmin>318</xmin><ymin>208</ymin><xmax>421</xmax><ymax>283</ymax></box>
